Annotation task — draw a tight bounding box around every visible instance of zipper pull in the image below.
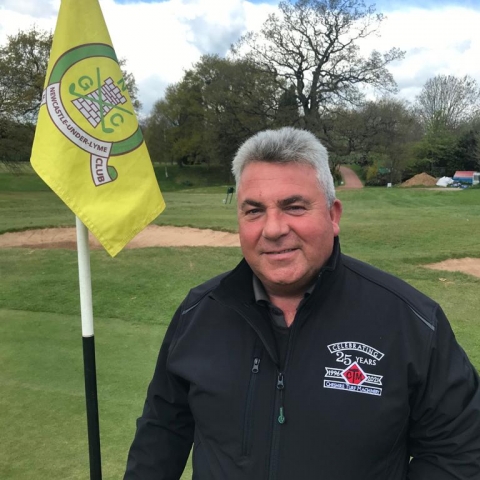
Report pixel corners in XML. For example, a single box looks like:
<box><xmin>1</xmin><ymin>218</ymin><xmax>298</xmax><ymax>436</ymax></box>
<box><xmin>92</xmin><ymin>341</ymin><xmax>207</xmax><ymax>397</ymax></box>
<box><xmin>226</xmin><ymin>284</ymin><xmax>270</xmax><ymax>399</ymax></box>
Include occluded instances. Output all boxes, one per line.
<box><xmin>278</xmin><ymin>407</ymin><xmax>285</xmax><ymax>424</ymax></box>
<box><xmin>277</xmin><ymin>373</ymin><xmax>285</xmax><ymax>424</ymax></box>
<box><xmin>252</xmin><ymin>358</ymin><xmax>261</xmax><ymax>374</ymax></box>
<box><xmin>277</xmin><ymin>373</ymin><xmax>284</xmax><ymax>390</ymax></box>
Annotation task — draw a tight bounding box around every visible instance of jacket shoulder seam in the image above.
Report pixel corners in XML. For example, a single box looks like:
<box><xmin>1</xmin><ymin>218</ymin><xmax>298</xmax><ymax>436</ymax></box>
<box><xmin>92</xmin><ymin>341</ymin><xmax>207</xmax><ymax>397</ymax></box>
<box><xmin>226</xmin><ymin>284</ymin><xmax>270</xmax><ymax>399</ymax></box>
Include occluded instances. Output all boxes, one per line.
<box><xmin>180</xmin><ymin>273</ymin><xmax>228</xmax><ymax>315</ymax></box>
<box><xmin>181</xmin><ymin>288</ymin><xmax>214</xmax><ymax>315</ymax></box>
<box><xmin>169</xmin><ymin>278</ymin><xmax>225</xmax><ymax>354</ymax></box>
<box><xmin>342</xmin><ymin>257</ymin><xmax>438</xmax><ymax>331</ymax></box>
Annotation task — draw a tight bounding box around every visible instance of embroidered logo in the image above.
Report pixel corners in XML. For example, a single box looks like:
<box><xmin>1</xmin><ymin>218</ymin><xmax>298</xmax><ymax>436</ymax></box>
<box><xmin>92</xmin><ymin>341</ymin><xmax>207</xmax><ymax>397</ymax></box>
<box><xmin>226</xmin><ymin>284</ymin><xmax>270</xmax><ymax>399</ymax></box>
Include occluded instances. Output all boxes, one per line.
<box><xmin>342</xmin><ymin>362</ymin><xmax>366</xmax><ymax>385</ymax></box>
<box><xmin>324</xmin><ymin>342</ymin><xmax>384</xmax><ymax>396</ymax></box>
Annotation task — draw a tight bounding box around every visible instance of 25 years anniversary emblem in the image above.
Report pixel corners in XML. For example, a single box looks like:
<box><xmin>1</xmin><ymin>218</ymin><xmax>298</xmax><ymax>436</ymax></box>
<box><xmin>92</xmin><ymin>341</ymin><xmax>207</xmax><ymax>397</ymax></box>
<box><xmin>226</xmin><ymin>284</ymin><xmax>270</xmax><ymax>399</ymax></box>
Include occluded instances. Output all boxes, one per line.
<box><xmin>41</xmin><ymin>43</ymin><xmax>143</xmax><ymax>187</ymax></box>
<box><xmin>323</xmin><ymin>342</ymin><xmax>385</xmax><ymax>396</ymax></box>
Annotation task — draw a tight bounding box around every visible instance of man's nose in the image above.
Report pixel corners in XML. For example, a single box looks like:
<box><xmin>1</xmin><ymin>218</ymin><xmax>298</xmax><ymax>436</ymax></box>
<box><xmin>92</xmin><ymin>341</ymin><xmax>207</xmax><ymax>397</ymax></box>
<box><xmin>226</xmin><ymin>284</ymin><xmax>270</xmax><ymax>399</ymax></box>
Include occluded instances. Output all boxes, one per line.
<box><xmin>262</xmin><ymin>210</ymin><xmax>289</xmax><ymax>240</ymax></box>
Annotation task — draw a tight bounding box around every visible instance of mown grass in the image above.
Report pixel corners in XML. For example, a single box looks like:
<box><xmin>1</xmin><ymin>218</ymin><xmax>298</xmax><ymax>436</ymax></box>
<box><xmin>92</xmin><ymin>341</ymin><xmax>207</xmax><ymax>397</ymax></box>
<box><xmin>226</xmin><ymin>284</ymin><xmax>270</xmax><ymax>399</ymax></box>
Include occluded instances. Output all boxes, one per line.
<box><xmin>0</xmin><ymin>249</ymin><xmax>242</xmax><ymax>480</ymax></box>
<box><xmin>1</xmin><ymin>170</ymin><xmax>480</xmax><ymax>479</ymax></box>
<box><xmin>0</xmin><ymin>308</ymin><xmax>170</xmax><ymax>480</ymax></box>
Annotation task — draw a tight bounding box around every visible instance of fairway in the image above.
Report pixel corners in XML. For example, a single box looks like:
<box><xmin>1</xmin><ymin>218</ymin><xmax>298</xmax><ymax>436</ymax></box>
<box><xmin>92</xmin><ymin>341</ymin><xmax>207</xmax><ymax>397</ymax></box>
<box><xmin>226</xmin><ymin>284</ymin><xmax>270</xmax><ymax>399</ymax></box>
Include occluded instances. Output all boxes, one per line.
<box><xmin>1</xmin><ymin>179</ymin><xmax>480</xmax><ymax>479</ymax></box>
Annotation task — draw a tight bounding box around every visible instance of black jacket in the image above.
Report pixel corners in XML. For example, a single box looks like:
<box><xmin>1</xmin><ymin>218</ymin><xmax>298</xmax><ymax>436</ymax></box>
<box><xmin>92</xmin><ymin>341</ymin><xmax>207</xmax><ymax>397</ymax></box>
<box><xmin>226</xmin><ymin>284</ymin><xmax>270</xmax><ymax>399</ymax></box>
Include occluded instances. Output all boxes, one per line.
<box><xmin>124</xmin><ymin>241</ymin><xmax>480</xmax><ymax>479</ymax></box>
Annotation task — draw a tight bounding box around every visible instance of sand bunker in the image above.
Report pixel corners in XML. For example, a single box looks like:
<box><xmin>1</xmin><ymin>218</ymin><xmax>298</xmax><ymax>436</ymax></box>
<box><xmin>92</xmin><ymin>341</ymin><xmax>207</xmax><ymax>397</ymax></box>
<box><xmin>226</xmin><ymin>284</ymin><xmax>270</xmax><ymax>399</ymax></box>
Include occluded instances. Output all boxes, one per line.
<box><xmin>0</xmin><ymin>225</ymin><xmax>240</xmax><ymax>250</ymax></box>
<box><xmin>2</xmin><ymin>227</ymin><xmax>479</xmax><ymax>278</ymax></box>
<box><xmin>423</xmin><ymin>258</ymin><xmax>480</xmax><ymax>279</ymax></box>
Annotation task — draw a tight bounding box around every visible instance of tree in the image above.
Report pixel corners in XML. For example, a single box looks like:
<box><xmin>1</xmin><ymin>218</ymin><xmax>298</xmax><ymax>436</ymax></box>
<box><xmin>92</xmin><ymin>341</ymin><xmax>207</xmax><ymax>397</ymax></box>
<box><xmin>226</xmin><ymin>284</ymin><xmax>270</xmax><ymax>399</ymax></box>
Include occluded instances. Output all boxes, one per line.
<box><xmin>0</xmin><ymin>117</ymin><xmax>35</xmax><ymax>170</ymax></box>
<box><xmin>362</xmin><ymin>99</ymin><xmax>420</xmax><ymax>183</ymax></box>
<box><xmin>273</xmin><ymin>85</ymin><xmax>301</xmax><ymax>128</ymax></box>
<box><xmin>160</xmin><ymin>79</ymin><xmax>207</xmax><ymax>166</ymax></box>
<box><xmin>232</xmin><ymin>0</ymin><xmax>404</xmax><ymax>132</ymax></box>
<box><xmin>322</xmin><ymin>98</ymin><xmax>420</xmax><ymax>183</ymax></box>
<box><xmin>144</xmin><ymin>55</ymin><xmax>283</xmax><ymax>174</ymax></box>
<box><xmin>411</xmin><ymin>122</ymin><xmax>458</xmax><ymax>177</ymax></box>
<box><xmin>142</xmin><ymin>99</ymin><xmax>174</xmax><ymax>164</ymax></box>
<box><xmin>0</xmin><ymin>27</ymin><xmax>51</xmax><ymax>122</ymax></box>
<box><xmin>453</xmin><ymin>129</ymin><xmax>479</xmax><ymax>172</ymax></box>
<box><xmin>0</xmin><ymin>27</ymin><xmax>141</xmax><ymax>123</ymax></box>
<box><xmin>415</xmin><ymin>75</ymin><xmax>480</xmax><ymax>131</ymax></box>
<box><xmin>192</xmin><ymin>55</ymin><xmax>281</xmax><ymax>168</ymax></box>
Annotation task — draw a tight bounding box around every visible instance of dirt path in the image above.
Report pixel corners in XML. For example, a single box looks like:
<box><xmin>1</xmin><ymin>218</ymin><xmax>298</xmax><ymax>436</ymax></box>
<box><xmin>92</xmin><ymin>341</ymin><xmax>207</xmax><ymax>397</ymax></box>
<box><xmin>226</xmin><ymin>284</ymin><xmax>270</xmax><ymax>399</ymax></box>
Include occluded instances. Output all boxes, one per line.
<box><xmin>338</xmin><ymin>166</ymin><xmax>363</xmax><ymax>189</ymax></box>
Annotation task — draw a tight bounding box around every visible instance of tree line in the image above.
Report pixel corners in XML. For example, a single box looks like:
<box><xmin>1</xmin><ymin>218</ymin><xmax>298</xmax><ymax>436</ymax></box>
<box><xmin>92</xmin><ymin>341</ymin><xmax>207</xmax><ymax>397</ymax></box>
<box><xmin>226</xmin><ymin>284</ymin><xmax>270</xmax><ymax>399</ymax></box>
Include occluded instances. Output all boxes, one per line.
<box><xmin>2</xmin><ymin>0</ymin><xmax>480</xmax><ymax>184</ymax></box>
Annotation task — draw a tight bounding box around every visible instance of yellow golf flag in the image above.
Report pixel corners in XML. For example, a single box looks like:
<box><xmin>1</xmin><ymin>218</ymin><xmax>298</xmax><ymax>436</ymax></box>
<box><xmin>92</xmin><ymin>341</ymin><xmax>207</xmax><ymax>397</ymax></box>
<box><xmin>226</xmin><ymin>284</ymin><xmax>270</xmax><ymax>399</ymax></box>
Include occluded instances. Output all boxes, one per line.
<box><xmin>31</xmin><ymin>0</ymin><xmax>165</xmax><ymax>257</ymax></box>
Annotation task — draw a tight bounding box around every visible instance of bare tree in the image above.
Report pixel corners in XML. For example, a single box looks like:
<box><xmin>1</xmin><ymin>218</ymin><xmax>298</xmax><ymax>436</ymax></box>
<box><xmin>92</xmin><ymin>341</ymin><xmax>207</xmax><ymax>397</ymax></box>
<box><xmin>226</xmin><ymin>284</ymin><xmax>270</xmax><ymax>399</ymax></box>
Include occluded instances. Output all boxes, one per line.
<box><xmin>231</xmin><ymin>0</ymin><xmax>404</xmax><ymax>132</ymax></box>
<box><xmin>415</xmin><ymin>75</ymin><xmax>480</xmax><ymax>131</ymax></box>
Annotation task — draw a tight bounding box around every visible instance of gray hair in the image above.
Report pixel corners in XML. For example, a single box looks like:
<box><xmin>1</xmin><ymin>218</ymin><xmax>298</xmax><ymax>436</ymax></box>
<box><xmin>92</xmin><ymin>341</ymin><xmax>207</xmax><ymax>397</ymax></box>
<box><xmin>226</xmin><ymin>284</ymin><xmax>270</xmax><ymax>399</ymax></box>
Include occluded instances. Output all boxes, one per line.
<box><xmin>231</xmin><ymin>127</ymin><xmax>336</xmax><ymax>207</ymax></box>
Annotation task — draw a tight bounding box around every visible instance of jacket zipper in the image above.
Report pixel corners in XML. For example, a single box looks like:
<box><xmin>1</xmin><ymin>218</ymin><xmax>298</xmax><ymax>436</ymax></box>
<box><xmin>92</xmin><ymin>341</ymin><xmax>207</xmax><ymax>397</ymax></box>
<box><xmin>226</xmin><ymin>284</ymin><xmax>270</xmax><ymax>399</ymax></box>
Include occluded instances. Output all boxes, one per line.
<box><xmin>268</xmin><ymin>324</ymin><xmax>297</xmax><ymax>480</ymax></box>
<box><xmin>276</xmin><ymin>373</ymin><xmax>285</xmax><ymax>424</ymax></box>
<box><xmin>242</xmin><ymin>348</ymin><xmax>263</xmax><ymax>456</ymax></box>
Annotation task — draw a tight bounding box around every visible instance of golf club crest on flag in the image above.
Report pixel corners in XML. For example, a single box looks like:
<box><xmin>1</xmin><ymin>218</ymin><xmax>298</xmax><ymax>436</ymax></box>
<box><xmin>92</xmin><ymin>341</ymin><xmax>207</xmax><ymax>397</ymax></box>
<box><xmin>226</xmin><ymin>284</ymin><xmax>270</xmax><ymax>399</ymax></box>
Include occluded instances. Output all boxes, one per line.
<box><xmin>41</xmin><ymin>43</ymin><xmax>143</xmax><ymax>187</ymax></box>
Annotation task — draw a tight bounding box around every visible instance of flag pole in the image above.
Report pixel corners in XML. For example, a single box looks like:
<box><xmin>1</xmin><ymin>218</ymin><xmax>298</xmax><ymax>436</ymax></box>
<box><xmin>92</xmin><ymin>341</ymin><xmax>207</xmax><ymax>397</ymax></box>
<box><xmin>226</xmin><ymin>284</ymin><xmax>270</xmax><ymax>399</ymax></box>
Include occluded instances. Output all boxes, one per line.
<box><xmin>76</xmin><ymin>215</ymin><xmax>102</xmax><ymax>480</ymax></box>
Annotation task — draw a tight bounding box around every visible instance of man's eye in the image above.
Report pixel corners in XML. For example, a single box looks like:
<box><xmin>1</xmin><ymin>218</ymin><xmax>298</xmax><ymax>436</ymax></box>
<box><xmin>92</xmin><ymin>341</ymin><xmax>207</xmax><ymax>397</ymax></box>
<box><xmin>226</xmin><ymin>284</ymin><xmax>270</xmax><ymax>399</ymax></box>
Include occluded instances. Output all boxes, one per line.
<box><xmin>286</xmin><ymin>205</ymin><xmax>305</xmax><ymax>213</ymax></box>
<box><xmin>245</xmin><ymin>208</ymin><xmax>262</xmax><ymax>216</ymax></box>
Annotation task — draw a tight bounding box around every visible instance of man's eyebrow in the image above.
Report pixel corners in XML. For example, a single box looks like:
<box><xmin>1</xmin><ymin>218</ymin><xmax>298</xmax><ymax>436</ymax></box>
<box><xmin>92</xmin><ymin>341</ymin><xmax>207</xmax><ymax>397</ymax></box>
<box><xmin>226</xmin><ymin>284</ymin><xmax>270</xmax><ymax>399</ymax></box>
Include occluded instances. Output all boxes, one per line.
<box><xmin>278</xmin><ymin>195</ymin><xmax>310</xmax><ymax>207</ymax></box>
<box><xmin>240</xmin><ymin>199</ymin><xmax>265</xmax><ymax>210</ymax></box>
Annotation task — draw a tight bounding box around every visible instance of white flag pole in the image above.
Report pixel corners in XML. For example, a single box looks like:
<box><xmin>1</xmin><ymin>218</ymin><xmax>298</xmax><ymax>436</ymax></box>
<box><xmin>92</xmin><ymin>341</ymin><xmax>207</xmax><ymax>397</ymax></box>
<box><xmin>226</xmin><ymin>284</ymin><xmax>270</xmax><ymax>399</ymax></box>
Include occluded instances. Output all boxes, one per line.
<box><xmin>76</xmin><ymin>215</ymin><xmax>102</xmax><ymax>480</ymax></box>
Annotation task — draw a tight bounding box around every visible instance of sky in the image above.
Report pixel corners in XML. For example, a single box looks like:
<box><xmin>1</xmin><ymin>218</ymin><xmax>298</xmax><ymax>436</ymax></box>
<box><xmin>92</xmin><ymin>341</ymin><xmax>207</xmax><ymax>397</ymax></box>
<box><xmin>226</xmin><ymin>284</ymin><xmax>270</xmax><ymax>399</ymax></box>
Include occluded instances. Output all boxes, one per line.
<box><xmin>0</xmin><ymin>0</ymin><xmax>479</xmax><ymax>116</ymax></box>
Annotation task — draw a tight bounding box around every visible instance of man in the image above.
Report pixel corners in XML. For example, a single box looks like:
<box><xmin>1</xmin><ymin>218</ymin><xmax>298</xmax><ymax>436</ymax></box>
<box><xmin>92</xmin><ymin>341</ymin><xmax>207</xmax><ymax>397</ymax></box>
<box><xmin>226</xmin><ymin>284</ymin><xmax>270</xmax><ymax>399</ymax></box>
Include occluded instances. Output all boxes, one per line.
<box><xmin>124</xmin><ymin>127</ymin><xmax>480</xmax><ymax>479</ymax></box>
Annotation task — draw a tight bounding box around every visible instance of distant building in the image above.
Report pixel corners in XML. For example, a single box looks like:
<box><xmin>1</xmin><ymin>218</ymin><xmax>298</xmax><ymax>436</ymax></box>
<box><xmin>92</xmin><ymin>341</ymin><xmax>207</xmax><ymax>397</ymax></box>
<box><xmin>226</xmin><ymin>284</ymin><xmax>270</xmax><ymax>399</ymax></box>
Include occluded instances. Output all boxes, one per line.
<box><xmin>453</xmin><ymin>171</ymin><xmax>480</xmax><ymax>185</ymax></box>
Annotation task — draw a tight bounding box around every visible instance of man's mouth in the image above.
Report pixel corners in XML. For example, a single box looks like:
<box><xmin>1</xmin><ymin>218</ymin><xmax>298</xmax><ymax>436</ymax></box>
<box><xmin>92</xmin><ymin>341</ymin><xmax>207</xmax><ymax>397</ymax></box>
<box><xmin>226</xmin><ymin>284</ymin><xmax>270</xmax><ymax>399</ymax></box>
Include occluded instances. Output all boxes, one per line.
<box><xmin>264</xmin><ymin>248</ymin><xmax>297</xmax><ymax>255</ymax></box>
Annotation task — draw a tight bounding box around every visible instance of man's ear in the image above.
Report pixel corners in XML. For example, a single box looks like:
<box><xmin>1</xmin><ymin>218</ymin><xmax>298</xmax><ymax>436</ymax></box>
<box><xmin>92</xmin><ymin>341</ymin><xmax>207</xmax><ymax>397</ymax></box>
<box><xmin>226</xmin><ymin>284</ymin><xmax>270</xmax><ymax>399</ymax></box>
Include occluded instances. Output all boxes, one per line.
<box><xmin>330</xmin><ymin>199</ymin><xmax>342</xmax><ymax>237</ymax></box>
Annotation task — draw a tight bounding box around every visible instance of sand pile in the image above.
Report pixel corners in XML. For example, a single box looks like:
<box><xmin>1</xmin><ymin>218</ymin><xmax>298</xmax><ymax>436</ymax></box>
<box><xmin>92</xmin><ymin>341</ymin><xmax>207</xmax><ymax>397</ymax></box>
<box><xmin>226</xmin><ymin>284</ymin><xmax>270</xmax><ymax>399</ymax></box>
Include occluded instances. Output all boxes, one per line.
<box><xmin>401</xmin><ymin>173</ymin><xmax>437</xmax><ymax>187</ymax></box>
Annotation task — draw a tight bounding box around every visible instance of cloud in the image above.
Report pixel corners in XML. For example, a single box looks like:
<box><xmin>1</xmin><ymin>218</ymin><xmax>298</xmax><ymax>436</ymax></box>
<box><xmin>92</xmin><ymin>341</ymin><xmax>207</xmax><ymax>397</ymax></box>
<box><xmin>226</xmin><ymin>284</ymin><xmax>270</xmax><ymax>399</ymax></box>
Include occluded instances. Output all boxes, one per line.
<box><xmin>0</xmin><ymin>2</ymin><xmax>57</xmax><ymax>41</ymax></box>
<box><xmin>358</xmin><ymin>5</ymin><xmax>480</xmax><ymax>103</ymax></box>
<box><xmin>137</xmin><ymin>75</ymin><xmax>170</xmax><ymax>118</ymax></box>
<box><xmin>0</xmin><ymin>0</ymin><xmax>58</xmax><ymax>17</ymax></box>
<box><xmin>187</xmin><ymin>17</ymin><xmax>244</xmax><ymax>56</ymax></box>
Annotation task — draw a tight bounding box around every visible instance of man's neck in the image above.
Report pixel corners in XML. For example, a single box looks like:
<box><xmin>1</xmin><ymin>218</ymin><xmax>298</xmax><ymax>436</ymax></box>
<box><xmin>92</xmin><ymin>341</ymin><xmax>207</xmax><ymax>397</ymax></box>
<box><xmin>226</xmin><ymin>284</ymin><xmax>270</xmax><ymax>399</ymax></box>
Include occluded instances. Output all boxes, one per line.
<box><xmin>267</xmin><ymin>294</ymin><xmax>304</xmax><ymax>327</ymax></box>
<box><xmin>265</xmin><ymin>279</ymin><xmax>317</xmax><ymax>326</ymax></box>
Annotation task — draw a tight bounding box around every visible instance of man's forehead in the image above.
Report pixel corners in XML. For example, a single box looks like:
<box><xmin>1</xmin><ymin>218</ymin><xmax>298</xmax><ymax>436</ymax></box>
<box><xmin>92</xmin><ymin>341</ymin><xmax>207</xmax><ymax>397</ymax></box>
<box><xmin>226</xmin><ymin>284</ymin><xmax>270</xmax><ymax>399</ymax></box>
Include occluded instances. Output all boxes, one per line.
<box><xmin>238</xmin><ymin>163</ymin><xmax>322</xmax><ymax>194</ymax></box>
<box><xmin>240</xmin><ymin>162</ymin><xmax>315</xmax><ymax>183</ymax></box>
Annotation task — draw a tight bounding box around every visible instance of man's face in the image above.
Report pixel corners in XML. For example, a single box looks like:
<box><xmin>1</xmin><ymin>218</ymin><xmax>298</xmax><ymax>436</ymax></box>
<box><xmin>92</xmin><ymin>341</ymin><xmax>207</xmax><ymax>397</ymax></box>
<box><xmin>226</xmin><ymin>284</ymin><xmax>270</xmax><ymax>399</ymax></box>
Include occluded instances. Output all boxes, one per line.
<box><xmin>237</xmin><ymin>161</ymin><xmax>342</xmax><ymax>297</ymax></box>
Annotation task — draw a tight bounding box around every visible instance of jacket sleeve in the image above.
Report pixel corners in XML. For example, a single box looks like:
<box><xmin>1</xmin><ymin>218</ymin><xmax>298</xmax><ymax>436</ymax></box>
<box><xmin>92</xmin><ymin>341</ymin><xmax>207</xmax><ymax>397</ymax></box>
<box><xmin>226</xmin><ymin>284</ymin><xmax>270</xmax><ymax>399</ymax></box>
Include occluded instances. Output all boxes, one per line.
<box><xmin>408</xmin><ymin>306</ymin><xmax>480</xmax><ymax>479</ymax></box>
<box><xmin>123</xmin><ymin>303</ymin><xmax>194</xmax><ymax>480</ymax></box>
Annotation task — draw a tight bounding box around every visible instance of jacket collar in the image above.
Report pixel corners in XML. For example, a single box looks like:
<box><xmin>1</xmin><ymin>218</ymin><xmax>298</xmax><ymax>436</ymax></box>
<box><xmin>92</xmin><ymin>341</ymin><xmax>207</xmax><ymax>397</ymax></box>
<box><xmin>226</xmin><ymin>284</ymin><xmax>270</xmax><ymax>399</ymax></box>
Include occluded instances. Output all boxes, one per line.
<box><xmin>216</xmin><ymin>236</ymin><xmax>341</xmax><ymax>301</ymax></box>
<box><xmin>210</xmin><ymin>237</ymin><xmax>343</xmax><ymax>365</ymax></box>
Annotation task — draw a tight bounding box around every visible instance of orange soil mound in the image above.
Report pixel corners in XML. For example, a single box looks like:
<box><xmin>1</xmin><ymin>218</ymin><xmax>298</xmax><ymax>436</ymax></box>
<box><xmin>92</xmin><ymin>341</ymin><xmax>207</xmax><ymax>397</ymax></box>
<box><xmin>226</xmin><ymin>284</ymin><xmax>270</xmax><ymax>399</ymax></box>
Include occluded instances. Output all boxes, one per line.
<box><xmin>401</xmin><ymin>173</ymin><xmax>437</xmax><ymax>187</ymax></box>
